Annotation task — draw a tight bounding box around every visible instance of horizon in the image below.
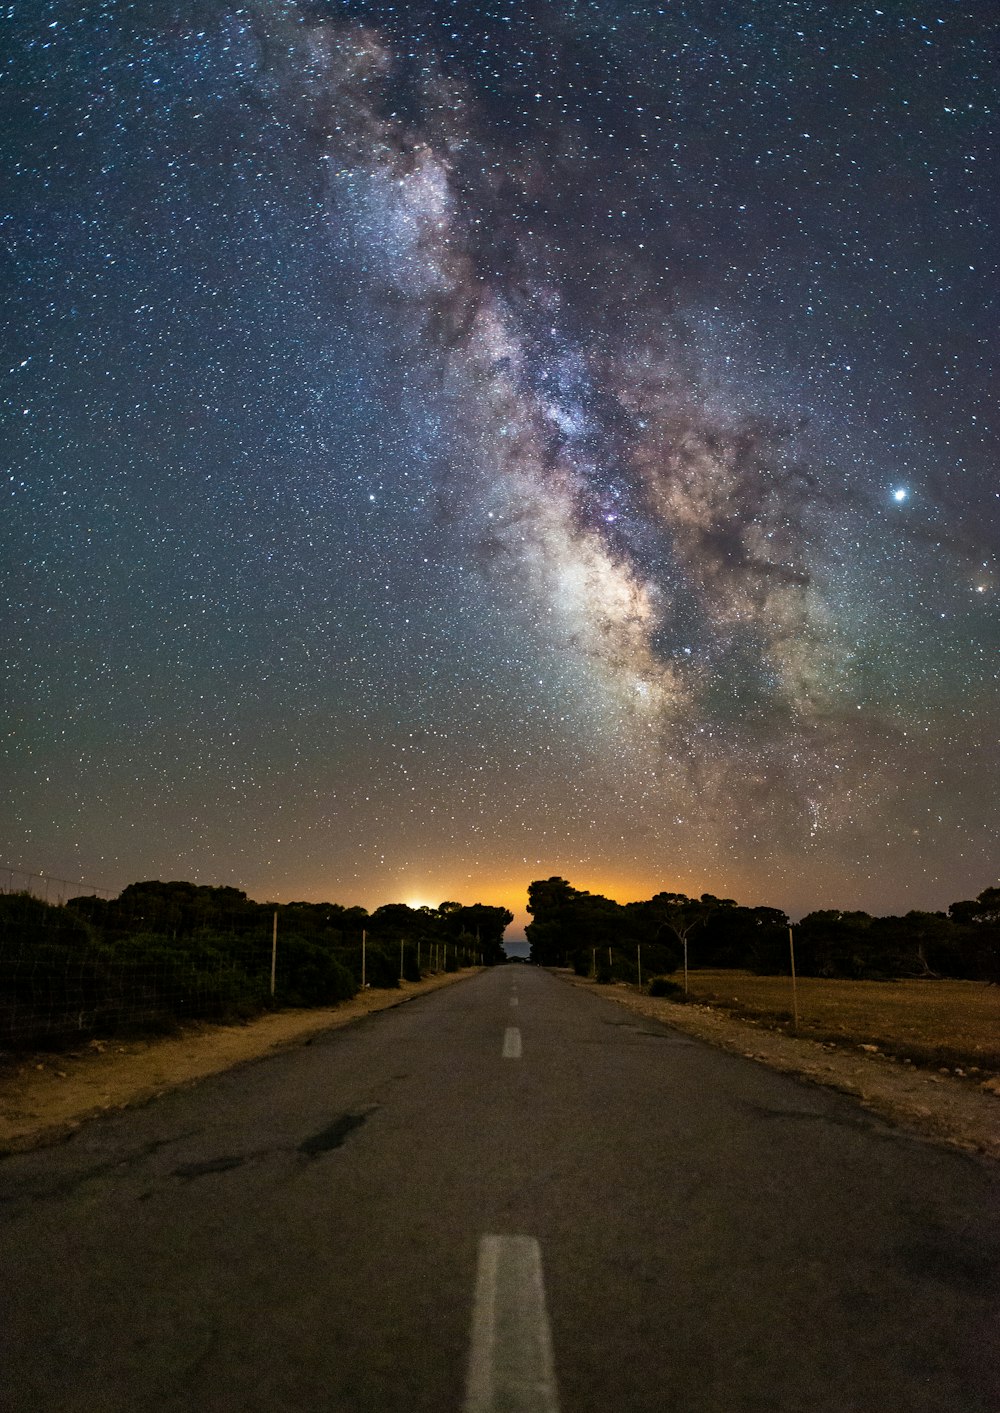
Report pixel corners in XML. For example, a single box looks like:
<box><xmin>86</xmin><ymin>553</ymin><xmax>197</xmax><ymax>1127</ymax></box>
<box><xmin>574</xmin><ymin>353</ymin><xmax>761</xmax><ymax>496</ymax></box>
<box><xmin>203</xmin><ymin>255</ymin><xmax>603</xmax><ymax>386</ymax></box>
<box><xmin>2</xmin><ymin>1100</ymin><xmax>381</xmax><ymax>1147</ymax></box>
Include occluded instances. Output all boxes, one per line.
<box><xmin>6</xmin><ymin>863</ymin><xmax>994</xmax><ymax>946</ymax></box>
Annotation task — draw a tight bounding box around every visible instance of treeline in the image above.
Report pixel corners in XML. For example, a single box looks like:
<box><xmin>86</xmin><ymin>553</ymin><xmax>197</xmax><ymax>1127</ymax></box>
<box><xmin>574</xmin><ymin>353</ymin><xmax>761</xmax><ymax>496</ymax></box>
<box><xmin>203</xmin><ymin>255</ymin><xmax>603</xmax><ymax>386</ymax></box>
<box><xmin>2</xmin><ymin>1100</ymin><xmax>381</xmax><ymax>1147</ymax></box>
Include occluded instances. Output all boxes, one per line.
<box><xmin>525</xmin><ymin>877</ymin><xmax>1000</xmax><ymax>984</ymax></box>
<box><xmin>0</xmin><ymin>882</ymin><xmax>512</xmax><ymax>1049</ymax></box>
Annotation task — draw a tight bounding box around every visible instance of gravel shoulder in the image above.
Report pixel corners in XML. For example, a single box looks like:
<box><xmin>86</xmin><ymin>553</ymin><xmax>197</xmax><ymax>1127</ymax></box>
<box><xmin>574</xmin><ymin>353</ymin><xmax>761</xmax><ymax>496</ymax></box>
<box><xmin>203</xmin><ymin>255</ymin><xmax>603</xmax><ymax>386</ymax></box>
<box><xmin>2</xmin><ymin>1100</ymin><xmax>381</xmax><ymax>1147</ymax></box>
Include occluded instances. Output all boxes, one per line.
<box><xmin>0</xmin><ymin>970</ymin><xmax>479</xmax><ymax>1153</ymax></box>
<box><xmin>559</xmin><ymin>972</ymin><xmax>1000</xmax><ymax>1161</ymax></box>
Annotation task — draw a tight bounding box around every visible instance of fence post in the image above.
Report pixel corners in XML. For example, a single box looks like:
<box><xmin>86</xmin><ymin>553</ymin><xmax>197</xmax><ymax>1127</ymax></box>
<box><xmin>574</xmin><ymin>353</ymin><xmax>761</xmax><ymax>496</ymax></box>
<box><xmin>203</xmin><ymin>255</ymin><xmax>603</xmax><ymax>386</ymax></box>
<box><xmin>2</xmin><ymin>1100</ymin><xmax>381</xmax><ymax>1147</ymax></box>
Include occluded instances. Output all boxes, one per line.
<box><xmin>361</xmin><ymin>929</ymin><xmax>366</xmax><ymax>989</ymax></box>
<box><xmin>788</xmin><ymin>926</ymin><xmax>799</xmax><ymax>1033</ymax></box>
<box><xmin>270</xmin><ymin>911</ymin><xmax>278</xmax><ymax>998</ymax></box>
<box><xmin>637</xmin><ymin>943</ymin><xmax>642</xmax><ymax>989</ymax></box>
<box><xmin>400</xmin><ymin>937</ymin><xmax>405</xmax><ymax>981</ymax></box>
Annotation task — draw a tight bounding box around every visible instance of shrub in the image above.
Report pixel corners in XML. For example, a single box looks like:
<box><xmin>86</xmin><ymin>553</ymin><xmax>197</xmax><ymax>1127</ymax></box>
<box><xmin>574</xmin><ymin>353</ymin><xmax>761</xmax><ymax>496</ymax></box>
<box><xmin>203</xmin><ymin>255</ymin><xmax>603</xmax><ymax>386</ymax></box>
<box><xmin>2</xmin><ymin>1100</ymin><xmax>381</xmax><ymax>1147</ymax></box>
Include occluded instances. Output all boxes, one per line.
<box><xmin>275</xmin><ymin>937</ymin><xmax>356</xmax><ymax>1006</ymax></box>
<box><xmin>648</xmin><ymin>976</ymin><xmax>687</xmax><ymax>1000</ymax></box>
<box><xmin>0</xmin><ymin>891</ymin><xmax>93</xmax><ymax>948</ymax></box>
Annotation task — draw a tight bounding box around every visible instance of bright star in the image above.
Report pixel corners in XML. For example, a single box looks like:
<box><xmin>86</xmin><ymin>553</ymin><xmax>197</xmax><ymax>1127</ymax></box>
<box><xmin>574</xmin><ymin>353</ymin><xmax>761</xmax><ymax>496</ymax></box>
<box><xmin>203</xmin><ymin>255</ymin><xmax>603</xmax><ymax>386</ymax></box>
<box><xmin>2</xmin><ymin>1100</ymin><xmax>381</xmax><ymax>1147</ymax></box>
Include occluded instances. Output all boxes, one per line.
<box><xmin>892</xmin><ymin>487</ymin><xmax>908</xmax><ymax>503</ymax></box>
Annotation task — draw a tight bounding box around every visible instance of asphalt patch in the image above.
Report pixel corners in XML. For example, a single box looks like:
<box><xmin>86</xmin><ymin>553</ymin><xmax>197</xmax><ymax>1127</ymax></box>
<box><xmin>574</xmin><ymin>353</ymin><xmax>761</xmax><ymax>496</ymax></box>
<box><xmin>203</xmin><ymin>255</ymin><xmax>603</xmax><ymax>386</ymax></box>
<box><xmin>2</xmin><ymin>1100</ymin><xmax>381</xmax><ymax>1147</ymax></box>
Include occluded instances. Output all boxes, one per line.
<box><xmin>298</xmin><ymin>1111</ymin><xmax>370</xmax><ymax>1157</ymax></box>
<box><xmin>172</xmin><ymin>1155</ymin><xmax>245</xmax><ymax>1179</ymax></box>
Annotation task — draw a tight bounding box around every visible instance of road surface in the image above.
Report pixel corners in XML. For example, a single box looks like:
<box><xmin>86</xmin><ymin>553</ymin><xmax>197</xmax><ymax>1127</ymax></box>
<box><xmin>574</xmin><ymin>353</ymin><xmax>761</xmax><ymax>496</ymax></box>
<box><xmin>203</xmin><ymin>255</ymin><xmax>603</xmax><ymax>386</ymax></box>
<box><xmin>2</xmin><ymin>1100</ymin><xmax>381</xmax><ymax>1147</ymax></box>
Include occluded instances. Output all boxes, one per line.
<box><xmin>2</xmin><ymin>964</ymin><xmax>997</xmax><ymax>1411</ymax></box>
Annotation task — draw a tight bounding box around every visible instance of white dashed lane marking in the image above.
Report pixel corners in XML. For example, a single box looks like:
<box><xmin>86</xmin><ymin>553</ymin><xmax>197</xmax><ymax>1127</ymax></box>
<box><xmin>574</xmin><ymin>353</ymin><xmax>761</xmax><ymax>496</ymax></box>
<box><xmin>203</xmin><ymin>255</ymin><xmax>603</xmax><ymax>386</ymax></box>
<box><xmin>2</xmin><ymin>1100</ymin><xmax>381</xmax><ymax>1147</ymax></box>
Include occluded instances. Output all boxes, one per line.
<box><xmin>464</xmin><ymin>1235</ymin><xmax>560</xmax><ymax>1413</ymax></box>
<box><xmin>502</xmin><ymin>1027</ymin><xmax>522</xmax><ymax>1059</ymax></box>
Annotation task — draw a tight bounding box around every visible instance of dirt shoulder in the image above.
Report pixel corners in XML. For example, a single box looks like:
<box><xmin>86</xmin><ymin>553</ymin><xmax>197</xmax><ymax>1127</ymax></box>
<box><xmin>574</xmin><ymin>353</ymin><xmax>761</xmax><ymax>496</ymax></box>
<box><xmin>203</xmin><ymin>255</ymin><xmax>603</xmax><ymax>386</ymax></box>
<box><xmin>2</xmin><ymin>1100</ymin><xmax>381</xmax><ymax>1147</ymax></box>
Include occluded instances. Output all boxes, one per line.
<box><xmin>559</xmin><ymin>973</ymin><xmax>1000</xmax><ymax>1162</ymax></box>
<box><xmin>0</xmin><ymin>970</ymin><xmax>480</xmax><ymax>1154</ymax></box>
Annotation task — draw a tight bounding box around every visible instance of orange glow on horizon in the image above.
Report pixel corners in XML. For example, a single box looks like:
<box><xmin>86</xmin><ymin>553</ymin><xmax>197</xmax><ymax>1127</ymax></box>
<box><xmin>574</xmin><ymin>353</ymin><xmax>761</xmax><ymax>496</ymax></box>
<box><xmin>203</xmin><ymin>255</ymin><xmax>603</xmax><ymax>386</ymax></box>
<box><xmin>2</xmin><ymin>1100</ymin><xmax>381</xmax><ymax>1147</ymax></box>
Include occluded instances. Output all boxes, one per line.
<box><xmin>144</xmin><ymin>855</ymin><xmax>961</xmax><ymax>940</ymax></box>
<box><xmin>264</xmin><ymin>865</ymin><xmax>735</xmax><ymax>940</ymax></box>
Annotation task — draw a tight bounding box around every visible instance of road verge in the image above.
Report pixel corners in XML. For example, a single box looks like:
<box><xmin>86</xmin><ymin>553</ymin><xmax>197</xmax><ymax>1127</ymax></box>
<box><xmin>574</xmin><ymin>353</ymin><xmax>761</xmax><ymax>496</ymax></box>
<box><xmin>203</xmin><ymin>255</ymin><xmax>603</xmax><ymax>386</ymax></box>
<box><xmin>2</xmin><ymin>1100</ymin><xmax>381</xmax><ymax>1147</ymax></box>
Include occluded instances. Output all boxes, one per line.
<box><xmin>559</xmin><ymin>972</ymin><xmax>1000</xmax><ymax>1162</ymax></box>
<box><xmin>0</xmin><ymin>969</ymin><xmax>481</xmax><ymax>1153</ymax></box>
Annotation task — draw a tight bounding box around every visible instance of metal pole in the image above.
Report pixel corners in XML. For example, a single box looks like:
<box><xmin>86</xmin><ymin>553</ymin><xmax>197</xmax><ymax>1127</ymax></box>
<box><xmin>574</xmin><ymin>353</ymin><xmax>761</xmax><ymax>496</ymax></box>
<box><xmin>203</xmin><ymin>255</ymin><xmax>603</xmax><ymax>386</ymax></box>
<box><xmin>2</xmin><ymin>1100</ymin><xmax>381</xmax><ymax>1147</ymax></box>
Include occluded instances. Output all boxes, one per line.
<box><xmin>270</xmin><ymin>910</ymin><xmax>278</xmax><ymax>997</ymax></box>
<box><xmin>637</xmin><ymin>943</ymin><xmax>642</xmax><ymax>989</ymax></box>
<box><xmin>788</xmin><ymin>926</ymin><xmax>799</xmax><ymax>1033</ymax></box>
<box><xmin>683</xmin><ymin>935</ymin><xmax>688</xmax><ymax>995</ymax></box>
<box><xmin>361</xmin><ymin>929</ymin><xmax>366</xmax><ymax>989</ymax></box>
<box><xmin>417</xmin><ymin>940</ymin><xmax>421</xmax><ymax>974</ymax></box>
<box><xmin>592</xmin><ymin>947</ymin><xmax>596</xmax><ymax>979</ymax></box>
<box><xmin>400</xmin><ymin>937</ymin><xmax>405</xmax><ymax>981</ymax></box>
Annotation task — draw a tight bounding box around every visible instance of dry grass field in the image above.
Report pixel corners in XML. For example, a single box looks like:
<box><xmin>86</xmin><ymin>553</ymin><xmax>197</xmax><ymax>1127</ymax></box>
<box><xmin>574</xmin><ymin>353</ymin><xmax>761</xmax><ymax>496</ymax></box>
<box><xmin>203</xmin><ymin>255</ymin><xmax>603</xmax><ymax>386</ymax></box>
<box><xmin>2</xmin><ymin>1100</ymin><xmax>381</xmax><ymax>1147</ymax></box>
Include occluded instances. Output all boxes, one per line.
<box><xmin>682</xmin><ymin>970</ymin><xmax>1000</xmax><ymax>1072</ymax></box>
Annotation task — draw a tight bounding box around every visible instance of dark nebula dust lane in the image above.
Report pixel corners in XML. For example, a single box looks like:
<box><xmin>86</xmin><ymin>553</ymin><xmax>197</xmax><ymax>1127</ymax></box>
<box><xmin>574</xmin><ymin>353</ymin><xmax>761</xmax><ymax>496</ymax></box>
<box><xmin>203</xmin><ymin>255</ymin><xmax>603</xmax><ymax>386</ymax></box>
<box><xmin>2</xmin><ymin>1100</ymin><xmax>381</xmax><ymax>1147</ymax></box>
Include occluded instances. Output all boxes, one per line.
<box><xmin>2</xmin><ymin>1</ymin><xmax>997</xmax><ymax>921</ymax></box>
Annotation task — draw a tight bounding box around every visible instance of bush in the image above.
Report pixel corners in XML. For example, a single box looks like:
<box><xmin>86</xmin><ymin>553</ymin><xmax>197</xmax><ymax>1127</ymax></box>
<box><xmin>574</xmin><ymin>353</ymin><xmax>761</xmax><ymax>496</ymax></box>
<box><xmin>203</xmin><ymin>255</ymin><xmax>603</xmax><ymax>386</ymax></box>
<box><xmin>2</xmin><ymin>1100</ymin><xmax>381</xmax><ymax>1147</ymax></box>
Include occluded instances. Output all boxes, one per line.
<box><xmin>274</xmin><ymin>936</ymin><xmax>356</xmax><ymax>1007</ymax></box>
<box><xmin>648</xmin><ymin>976</ymin><xmax>687</xmax><ymax>1000</ymax></box>
<box><xmin>334</xmin><ymin>941</ymin><xmax>399</xmax><ymax>989</ymax></box>
<box><xmin>0</xmin><ymin>891</ymin><xmax>93</xmax><ymax>948</ymax></box>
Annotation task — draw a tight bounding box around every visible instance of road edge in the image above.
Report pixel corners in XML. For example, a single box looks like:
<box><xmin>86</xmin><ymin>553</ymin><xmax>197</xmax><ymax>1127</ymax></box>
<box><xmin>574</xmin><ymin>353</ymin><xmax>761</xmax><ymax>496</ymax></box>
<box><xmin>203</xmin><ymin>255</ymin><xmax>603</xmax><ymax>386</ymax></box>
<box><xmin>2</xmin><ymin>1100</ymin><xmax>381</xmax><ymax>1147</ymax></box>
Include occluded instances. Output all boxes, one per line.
<box><xmin>0</xmin><ymin>969</ymin><xmax>483</xmax><ymax>1154</ymax></box>
<box><xmin>555</xmin><ymin>971</ymin><xmax>1000</xmax><ymax>1163</ymax></box>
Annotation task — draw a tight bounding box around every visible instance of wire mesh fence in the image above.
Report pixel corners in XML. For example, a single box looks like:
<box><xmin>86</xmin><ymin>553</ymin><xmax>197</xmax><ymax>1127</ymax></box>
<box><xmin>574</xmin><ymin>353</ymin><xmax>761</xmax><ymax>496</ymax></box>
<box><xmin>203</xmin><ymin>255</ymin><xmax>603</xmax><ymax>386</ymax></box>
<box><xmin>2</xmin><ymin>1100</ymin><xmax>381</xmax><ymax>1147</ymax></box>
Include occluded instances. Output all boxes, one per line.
<box><xmin>1</xmin><ymin>865</ymin><xmax>116</xmax><ymax>907</ymax></box>
<box><xmin>0</xmin><ymin>873</ymin><xmax>483</xmax><ymax>1050</ymax></box>
<box><xmin>0</xmin><ymin>894</ymin><xmax>274</xmax><ymax>1049</ymax></box>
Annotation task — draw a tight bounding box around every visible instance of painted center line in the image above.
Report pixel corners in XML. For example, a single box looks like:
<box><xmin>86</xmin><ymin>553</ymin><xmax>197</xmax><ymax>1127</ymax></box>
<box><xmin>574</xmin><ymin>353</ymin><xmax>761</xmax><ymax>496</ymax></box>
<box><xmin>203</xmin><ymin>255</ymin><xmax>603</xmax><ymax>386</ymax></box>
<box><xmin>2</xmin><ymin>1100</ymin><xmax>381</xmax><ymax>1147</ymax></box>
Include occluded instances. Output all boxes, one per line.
<box><xmin>502</xmin><ymin>1026</ymin><xmax>522</xmax><ymax>1059</ymax></box>
<box><xmin>464</xmin><ymin>1235</ymin><xmax>560</xmax><ymax>1413</ymax></box>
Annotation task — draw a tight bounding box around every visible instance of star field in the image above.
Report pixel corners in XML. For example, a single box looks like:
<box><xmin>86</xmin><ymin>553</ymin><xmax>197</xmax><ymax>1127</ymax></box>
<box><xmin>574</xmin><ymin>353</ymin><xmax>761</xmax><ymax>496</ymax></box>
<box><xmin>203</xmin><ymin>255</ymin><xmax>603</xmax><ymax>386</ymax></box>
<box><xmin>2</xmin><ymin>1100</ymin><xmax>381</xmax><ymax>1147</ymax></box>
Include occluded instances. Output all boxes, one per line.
<box><xmin>2</xmin><ymin>0</ymin><xmax>997</xmax><ymax>931</ymax></box>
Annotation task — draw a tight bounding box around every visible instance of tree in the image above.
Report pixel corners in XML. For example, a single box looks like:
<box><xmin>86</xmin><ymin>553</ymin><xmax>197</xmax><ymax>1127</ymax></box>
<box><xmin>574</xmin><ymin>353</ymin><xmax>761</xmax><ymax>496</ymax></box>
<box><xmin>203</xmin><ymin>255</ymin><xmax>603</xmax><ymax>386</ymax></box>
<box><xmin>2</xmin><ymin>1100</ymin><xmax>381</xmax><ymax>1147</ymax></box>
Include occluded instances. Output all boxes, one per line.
<box><xmin>526</xmin><ymin>878</ymin><xmax>578</xmax><ymax>966</ymax></box>
<box><xmin>646</xmin><ymin>893</ymin><xmax>724</xmax><ymax>972</ymax></box>
<box><xmin>704</xmin><ymin>905</ymin><xmax>789</xmax><ymax>972</ymax></box>
<box><xmin>948</xmin><ymin>887</ymin><xmax>1000</xmax><ymax>982</ymax></box>
<box><xmin>447</xmin><ymin>904</ymin><xmax>513</xmax><ymax>965</ymax></box>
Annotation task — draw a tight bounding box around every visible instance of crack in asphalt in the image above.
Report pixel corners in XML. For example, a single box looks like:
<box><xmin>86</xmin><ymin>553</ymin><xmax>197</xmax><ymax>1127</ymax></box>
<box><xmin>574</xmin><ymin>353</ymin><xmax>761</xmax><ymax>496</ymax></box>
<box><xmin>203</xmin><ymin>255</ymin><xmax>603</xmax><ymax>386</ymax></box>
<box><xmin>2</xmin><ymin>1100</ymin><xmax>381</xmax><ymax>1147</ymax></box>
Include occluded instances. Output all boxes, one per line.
<box><xmin>172</xmin><ymin>1155</ymin><xmax>247</xmax><ymax>1179</ymax></box>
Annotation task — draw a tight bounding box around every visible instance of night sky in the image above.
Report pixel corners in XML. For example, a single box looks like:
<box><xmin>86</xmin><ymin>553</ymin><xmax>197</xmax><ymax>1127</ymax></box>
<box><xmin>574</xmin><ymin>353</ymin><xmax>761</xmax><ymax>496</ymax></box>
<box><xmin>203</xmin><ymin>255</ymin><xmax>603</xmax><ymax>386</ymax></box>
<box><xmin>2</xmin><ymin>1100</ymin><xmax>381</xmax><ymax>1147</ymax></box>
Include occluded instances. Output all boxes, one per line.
<box><xmin>3</xmin><ymin>1</ymin><xmax>997</xmax><ymax>934</ymax></box>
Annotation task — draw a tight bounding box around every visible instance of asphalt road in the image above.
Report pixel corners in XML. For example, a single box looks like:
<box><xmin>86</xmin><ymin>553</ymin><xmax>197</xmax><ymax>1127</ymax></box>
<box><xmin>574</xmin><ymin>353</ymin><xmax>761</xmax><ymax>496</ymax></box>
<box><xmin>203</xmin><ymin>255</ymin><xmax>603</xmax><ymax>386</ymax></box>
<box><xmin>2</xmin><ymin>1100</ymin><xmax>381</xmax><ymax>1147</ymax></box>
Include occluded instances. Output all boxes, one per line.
<box><xmin>2</xmin><ymin>965</ymin><xmax>997</xmax><ymax>1412</ymax></box>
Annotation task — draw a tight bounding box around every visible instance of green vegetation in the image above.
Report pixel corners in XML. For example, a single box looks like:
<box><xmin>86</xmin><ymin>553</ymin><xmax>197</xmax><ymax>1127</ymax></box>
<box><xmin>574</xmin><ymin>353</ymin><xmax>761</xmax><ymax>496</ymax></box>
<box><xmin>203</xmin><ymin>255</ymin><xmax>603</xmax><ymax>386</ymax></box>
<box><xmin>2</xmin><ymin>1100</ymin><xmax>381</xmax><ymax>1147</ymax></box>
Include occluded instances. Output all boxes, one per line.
<box><xmin>0</xmin><ymin>883</ymin><xmax>512</xmax><ymax>1049</ymax></box>
<box><xmin>526</xmin><ymin>877</ymin><xmax>1000</xmax><ymax>985</ymax></box>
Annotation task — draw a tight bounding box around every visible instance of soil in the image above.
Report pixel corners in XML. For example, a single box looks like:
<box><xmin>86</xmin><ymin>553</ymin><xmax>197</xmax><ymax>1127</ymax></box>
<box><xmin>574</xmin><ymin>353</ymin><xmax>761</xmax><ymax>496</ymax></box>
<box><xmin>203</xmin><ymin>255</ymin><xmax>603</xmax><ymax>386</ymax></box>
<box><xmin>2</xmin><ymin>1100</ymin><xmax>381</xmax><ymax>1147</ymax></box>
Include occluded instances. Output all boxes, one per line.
<box><xmin>561</xmin><ymin>973</ymin><xmax>1000</xmax><ymax>1162</ymax></box>
<box><xmin>0</xmin><ymin>970</ymin><xmax>478</xmax><ymax>1154</ymax></box>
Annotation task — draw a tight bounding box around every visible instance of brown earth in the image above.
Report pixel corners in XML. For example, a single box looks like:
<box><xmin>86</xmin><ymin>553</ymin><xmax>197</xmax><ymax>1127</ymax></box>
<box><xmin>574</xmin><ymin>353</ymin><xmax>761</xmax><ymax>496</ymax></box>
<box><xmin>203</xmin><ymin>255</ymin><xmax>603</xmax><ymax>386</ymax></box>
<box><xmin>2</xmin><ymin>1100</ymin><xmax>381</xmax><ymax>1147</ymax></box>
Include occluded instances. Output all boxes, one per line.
<box><xmin>560</xmin><ymin>971</ymin><xmax>1000</xmax><ymax>1161</ymax></box>
<box><xmin>678</xmin><ymin>968</ymin><xmax>1000</xmax><ymax>1070</ymax></box>
<box><xmin>0</xmin><ymin>970</ymin><xmax>479</xmax><ymax>1154</ymax></box>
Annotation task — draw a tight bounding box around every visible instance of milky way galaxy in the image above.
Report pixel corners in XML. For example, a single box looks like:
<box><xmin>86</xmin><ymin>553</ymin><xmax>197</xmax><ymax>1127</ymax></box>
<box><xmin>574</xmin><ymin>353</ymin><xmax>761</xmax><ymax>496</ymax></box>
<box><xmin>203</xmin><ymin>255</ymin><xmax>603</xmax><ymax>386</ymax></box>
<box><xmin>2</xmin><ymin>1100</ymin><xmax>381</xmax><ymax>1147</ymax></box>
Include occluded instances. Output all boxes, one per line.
<box><xmin>3</xmin><ymin>1</ymin><xmax>997</xmax><ymax>928</ymax></box>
